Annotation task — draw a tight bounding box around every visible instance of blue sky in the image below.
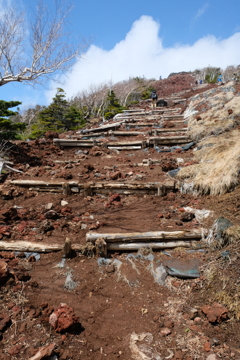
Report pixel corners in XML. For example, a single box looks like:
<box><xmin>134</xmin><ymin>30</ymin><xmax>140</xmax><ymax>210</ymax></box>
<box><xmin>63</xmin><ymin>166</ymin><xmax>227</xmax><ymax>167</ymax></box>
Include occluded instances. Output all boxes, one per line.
<box><xmin>1</xmin><ymin>0</ymin><xmax>240</xmax><ymax>110</ymax></box>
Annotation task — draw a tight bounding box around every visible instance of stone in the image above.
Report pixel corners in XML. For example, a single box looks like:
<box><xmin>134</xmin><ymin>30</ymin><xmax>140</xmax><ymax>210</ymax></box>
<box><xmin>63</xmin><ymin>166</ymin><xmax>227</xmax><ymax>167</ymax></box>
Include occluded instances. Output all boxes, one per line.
<box><xmin>8</xmin><ymin>344</ymin><xmax>23</xmax><ymax>356</ymax></box>
<box><xmin>49</xmin><ymin>303</ymin><xmax>79</xmax><ymax>332</ymax></box>
<box><xmin>0</xmin><ymin>260</ymin><xmax>8</xmax><ymax>284</ymax></box>
<box><xmin>201</xmin><ymin>303</ymin><xmax>228</xmax><ymax>323</ymax></box>
<box><xmin>160</xmin><ymin>327</ymin><xmax>171</xmax><ymax>336</ymax></box>
<box><xmin>61</xmin><ymin>200</ymin><xmax>69</xmax><ymax>206</ymax></box>
<box><xmin>204</xmin><ymin>342</ymin><xmax>211</xmax><ymax>352</ymax></box>
<box><xmin>45</xmin><ymin>203</ymin><xmax>53</xmax><ymax>210</ymax></box>
<box><xmin>109</xmin><ymin>171</ymin><xmax>122</xmax><ymax>180</ymax></box>
<box><xmin>180</xmin><ymin>212</ymin><xmax>195</xmax><ymax>222</ymax></box>
<box><xmin>173</xmin><ymin>350</ymin><xmax>184</xmax><ymax>359</ymax></box>
<box><xmin>44</xmin><ymin>210</ymin><xmax>59</xmax><ymax>220</ymax></box>
<box><xmin>206</xmin><ymin>355</ymin><xmax>218</xmax><ymax>360</ymax></box>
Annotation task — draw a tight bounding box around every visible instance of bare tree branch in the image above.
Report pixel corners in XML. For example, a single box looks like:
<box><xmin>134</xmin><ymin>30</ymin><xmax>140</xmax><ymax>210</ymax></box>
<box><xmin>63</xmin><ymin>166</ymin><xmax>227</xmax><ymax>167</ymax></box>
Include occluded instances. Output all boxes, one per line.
<box><xmin>0</xmin><ymin>0</ymin><xmax>89</xmax><ymax>86</ymax></box>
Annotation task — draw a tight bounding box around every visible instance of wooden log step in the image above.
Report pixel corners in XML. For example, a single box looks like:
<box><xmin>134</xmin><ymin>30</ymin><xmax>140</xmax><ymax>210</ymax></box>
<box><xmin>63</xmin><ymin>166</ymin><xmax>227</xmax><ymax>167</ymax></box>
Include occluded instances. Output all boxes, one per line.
<box><xmin>153</xmin><ymin>128</ymin><xmax>187</xmax><ymax>134</ymax></box>
<box><xmin>0</xmin><ymin>239</ymin><xmax>197</xmax><ymax>254</ymax></box>
<box><xmin>108</xmin><ymin>146</ymin><xmax>142</xmax><ymax>150</ymax></box>
<box><xmin>86</xmin><ymin>230</ymin><xmax>202</xmax><ymax>243</ymax></box>
<box><xmin>53</xmin><ymin>139</ymin><xmax>97</xmax><ymax>147</ymax></box>
<box><xmin>108</xmin><ymin>241</ymin><xmax>193</xmax><ymax>251</ymax></box>
<box><xmin>80</xmin><ymin>121</ymin><xmax>124</xmax><ymax>134</ymax></box>
<box><xmin>109</xmin><ymin>131</ymin><xmax>145</xmax><ymax>136</ymax></box>
<box><xmin>10</xmin><ymin>180</ymin><xmax>176</xmax><ymax>196</ymax></box>
<box><xmin>107</xmin><ymin>140</ymin><xmax>145</xmax><ymax>146</ymax></box>
<box><xmin>163</xmin><ymin>115</ymin><xmax>184</xmax><ymax>119</ymax></box>
<box><xmin>126</xmin><ymin>123</ymin><xmax>158</xmax><ymax>128</ymax></box>
<box><xmin>149</xmin><ymin>136</ymin><xmax>191</xmax><ymax>145</ymax></box>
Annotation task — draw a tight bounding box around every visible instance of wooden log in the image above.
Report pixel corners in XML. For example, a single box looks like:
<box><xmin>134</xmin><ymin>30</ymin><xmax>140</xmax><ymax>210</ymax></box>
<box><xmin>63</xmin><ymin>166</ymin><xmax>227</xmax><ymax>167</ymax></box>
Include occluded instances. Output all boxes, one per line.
<box><xmin>81</xmin><ymin>121</ymin><xmax>124</xmax><ymax>134</ymax></box>
<box><xmin>107</xmin><ymin>140</ymin><xmax>144</xmax><ymax>146</ymax></box>
<box><xmin>10</xmin><ymin>180</ymin><xmax>79</xmax><ymax>187</ymax></box>
<box><xmin>154</xmin><ymin>128</ymin><xmax>187</xmax><ymax>133</ymax></box>
<box><xmin>53</xmin><ymin>139</ymin><xmax>96</xmax><ymax>147</ymax></box>
<box><xmin>86</xmin><ymin>230</ymin><xmax>202</xmax><ymax>243</ymax></box>
<box><xmin>108</xmin><ymin>146</ymin><xmax>142</xmax><ymax>150</ymax></box>
<box><xmin>109</xmin><ymin>131</ymin><xmax>145</xmax><ymax>136</ymax></box>
<box><xmin>163</xmin><ymin>115</ymin><xmax>184</xmax><ymax>119</ymax></box>
<box><xmin>149</xmin><ymin>136</ymin><xmax>190</xmax><ymax>145</ymax></box>
<box><xmin>0</xmin><ymin>241</ymin><xmax>62</xmax><ymax>252</ymax></box>
<box><xmin>108</xmin><ymin>241</ymin><xmax>193</xmax><ymax>251</ymax></box>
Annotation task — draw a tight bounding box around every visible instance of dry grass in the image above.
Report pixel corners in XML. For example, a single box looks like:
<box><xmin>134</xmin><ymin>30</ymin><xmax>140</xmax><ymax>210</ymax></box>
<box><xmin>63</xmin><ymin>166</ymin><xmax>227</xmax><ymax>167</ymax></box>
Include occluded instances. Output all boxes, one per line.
<box><xmin>222</xmin><ymin>225</ymin><xmax>240</xmax><ymax>246</ymax></box>
<box><xmin>177</xmin><ymin>131</ymin><xmax>240</xmax><ymax>195</ymax></box>
<box><xmin>202</xmin><ymin>253</ymin><xmax>240</xmax><ymax>320</ymax></box>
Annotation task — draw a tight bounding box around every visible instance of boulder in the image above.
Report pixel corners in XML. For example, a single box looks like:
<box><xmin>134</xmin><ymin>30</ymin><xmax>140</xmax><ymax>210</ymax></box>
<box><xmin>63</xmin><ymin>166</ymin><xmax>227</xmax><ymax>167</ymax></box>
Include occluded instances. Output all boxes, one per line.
<box><xmin>49</xmin><ymin>303</ymin><xmax>79</xmax><ymax>332</ymax></box>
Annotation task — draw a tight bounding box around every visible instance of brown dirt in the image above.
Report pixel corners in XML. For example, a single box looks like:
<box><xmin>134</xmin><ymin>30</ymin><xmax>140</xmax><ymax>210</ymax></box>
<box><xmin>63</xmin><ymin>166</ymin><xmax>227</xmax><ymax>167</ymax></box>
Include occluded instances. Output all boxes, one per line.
<box><xmin>0</xmin><ymin>77</ymin><xmax>239</xmax><ymax>360</ymax></box>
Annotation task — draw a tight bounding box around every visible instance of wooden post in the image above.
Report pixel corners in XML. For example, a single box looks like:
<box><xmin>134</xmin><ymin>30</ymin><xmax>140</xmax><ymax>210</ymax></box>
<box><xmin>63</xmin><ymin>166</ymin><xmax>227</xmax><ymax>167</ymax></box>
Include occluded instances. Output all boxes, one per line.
<box><xmin>62</xmin><ymin>237</ymin><xmax>72</xmax><ymax>258</ymax></box>
<box><xmin>62</xmin><ymin>183</ymin><xmax>71</xmax><ymax>195</ymax></box>
<box><xmin>95</xmin><ymin>238</ymin><xmax>107</xmax><ymax>257</ymax></box>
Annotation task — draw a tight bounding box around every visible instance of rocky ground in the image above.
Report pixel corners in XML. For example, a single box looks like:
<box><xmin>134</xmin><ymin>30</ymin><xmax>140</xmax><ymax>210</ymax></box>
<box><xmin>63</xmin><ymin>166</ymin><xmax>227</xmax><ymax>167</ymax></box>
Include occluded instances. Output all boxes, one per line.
<box><xmin>0</xmin><ymin>75</ymin><xmax>240</xmax><ymax>360</ymax></box>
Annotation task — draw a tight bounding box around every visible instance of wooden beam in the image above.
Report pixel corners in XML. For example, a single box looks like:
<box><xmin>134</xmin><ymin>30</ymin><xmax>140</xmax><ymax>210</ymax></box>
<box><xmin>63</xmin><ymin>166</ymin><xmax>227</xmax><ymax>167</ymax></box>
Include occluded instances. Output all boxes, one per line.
<box><xmin>108</xmin><ymin>241</ymin><xmax>193</xmax><ymax>251</ymax></box>
<box><xmin>86</xmin><ymin>230</ymin><xmax>202</xmax><ymax>243</ymax></box>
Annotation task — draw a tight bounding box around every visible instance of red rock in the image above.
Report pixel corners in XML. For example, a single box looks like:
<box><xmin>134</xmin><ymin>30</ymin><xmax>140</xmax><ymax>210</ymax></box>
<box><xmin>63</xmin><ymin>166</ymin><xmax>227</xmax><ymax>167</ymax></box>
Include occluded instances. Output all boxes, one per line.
<box><xmin>160</xmin><ymin>327</ymin><xmax>171</xmax><ymax>336</ymax></box>
<box><xmin>0</xmin><ymin>225</ymin><xmax>11</xmax><ymax>237</ymax></box>
<box><xmin>0</xmin><ymin>252</ymin><xmax>15</xmax><ymax>259</ymax></box>
<box><xmin>12</xmin><ymin>305</ymin><xmax>21</xmax><ymax>313</ymax></box>
<box><xmin>173</xmin><ymin>350</ymin><xmax>184</xmax><ymax>359</ymax></box>
<box><xmin>201</xmin><ymin>303</ymin><xmax>228</xmax><ymax>323</ymax></box>
<box><xmin>166</xmin><ymin>192</ymin><xmax>176</xmax><ymax>201</ymax></box>
<box><xmin>164</xmin><ymin>320</ymin><xmax>174</xmax><ymax>329</ymax></box>
<box><xmin>157</xmin><ymin>213</ymin><xmax>164</xmax><ymax>218</ymax></box>
<box><xmin>109</xmin><ymin>171</ymin><xmax>122</xmax><ymax>180</ymax></box>
<box><xmin>204</xmin><ymin>342</ymin><xmax>211</xmax><ymax>352</ymax></box>
<box><xmin>8</xmin><ymin>344</ymin><xmax>23</xmax><ymax>356</ymax></box>
<box><xmin>16</xmin><ymin>221</ymin><xmax>27</xmax><ymax>233</ymax></box>
<box><xmin>0</xmin><ymin>260</ymin><xmax>8</xmax><ymax>284</ymax></box>
<box><xmin>49</xmin><ymin>303</ymin><xmax>79</xmax><ymax>332</ymax></box>
<box><xmin>109</xmin><ymin>193</ymin><xmax>121</xmax><ymax>203</ymax></box>
<box><xmin>0</xmin><ymin>313</ymin><xmax>11</xmax><ymax>331</ymax></box>
<box><xmin>190</xmin><ymin>325</ymin><xmax>200</xmax><ymax>332</ymax></box>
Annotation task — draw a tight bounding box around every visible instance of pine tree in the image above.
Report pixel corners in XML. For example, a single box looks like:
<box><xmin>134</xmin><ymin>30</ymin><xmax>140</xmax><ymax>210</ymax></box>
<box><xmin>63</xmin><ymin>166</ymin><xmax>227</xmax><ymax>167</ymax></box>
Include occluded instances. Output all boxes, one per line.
<box><xmin>0</xmin><ymin>100</ymin><xmax>26</xmax><ymax>139</ymax></box>
<box><xmin>104</xmin><ymin>90</ymin><xmax>126</xmax><ymax>120</ymax></box>
<box><xmin>31</xmin><ymin>88</ymin><xmax>84</xmax><ymax>138</ymax></box>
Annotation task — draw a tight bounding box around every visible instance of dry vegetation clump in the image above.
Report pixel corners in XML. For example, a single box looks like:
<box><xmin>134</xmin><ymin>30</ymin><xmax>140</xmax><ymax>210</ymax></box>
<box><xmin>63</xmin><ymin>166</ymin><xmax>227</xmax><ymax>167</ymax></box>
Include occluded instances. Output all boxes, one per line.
<box><xmin>202</xmin><ymin>248</ymin><xmax>240</xmax><ymax>320</ymax></box>
<box><xmin>186</xmin><ymin>83</ymin><xmax>240</xmax><ymax>141</ymax></box>
<box><xmin>177</xmin><ymin>131</ymin><xmax>240</xmax><ymax>195</ymax></box>
<box><xmin>222</xmin><ymin>225</ymin><xmax>240</xmax><ymax>246</ymax></box>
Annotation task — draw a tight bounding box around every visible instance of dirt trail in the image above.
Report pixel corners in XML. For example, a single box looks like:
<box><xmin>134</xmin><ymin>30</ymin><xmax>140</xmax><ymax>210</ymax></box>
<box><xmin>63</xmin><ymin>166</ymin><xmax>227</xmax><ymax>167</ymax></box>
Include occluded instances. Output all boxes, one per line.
<box><xmin>0</xmin><ymin>79</ymin><xmax>240</xmax><ymax>360</ymax></box>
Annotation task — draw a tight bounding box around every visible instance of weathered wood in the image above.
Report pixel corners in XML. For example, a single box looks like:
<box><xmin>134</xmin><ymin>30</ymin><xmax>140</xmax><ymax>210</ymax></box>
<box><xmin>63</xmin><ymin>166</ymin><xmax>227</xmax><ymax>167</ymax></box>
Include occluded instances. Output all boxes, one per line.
<box><xmin>10</xmin><ymin>180</ymin><xmax>176</xmax><ymax>196</ymax></box>
<box><xmin>108</xmin><ymin>146</ymin><xmax>142</xmax><ymax>150</ymax></box>
<box><xmin>81</xmin><ymin>121</ymin><xmax>124</xmax><ymax>134</ymax></box>
<box><xmin>149</xmin><ymin>136</ymin><xmax>190</xmax><ymax>145</ymax></box>
<box><xmin>109</xmin><ymin>131</ymin><xmax>145</xmax><ymax>136</ymax></box>
<box><xmin>0</xmin><ymin>241</ymin><xmax>62</xmax><ymax>252</ymax></box>
<box><xmin>95</xmin><ymin>238</ymin><xmax>107</xmax><ymax>257</ymax></box>
<box><xmin>108</xmin><ymin>241</ymin><xmax>193</xmax><ymax>251</ymax></box>
<box><xmin>86</xmin><ymin>230</ymin><xmax>202</xmax><ymax>243</ymax></box>
<box><xmin>53</xmin><ymin>139</ymin><xmax>97</xmax><ymax>147</ymax></box>
<box><xmin>107</xmin><ymin>140</ymin><xmax>144</xmax><ymax>146</ymax></box>
<box><xmin>153</xmin><ymin>128</ymin><xmax>187</xmax><ymax>133</ymax></box>
<box><xmin>163</xmin><ymin>115</ymin><xmax>184</xmax><ymax>119</ymax></box>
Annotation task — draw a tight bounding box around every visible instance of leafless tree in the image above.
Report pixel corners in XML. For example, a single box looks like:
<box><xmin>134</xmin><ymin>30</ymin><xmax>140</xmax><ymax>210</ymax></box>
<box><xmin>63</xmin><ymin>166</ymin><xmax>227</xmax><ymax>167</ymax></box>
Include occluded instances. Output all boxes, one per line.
<box><xmin>0</xmin><ymin>0</ymin><xmax>88</xmax><ymax>86</ymax></box>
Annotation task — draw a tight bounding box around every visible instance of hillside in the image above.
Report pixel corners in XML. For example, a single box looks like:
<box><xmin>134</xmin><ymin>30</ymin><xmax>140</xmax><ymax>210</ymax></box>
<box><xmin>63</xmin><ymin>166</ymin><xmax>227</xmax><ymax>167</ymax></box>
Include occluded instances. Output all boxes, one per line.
<box><xmin>0</xmin><ymin>75</ymin><xmax>240</xmax><ymax>360</ymax></box>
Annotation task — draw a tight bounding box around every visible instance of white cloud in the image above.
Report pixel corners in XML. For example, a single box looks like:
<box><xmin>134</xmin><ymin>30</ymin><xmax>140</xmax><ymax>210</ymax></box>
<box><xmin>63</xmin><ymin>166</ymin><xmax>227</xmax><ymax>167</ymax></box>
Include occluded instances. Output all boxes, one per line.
<box><xmin>46</xmin><ymin>15</ymin><xmax>240</xmax><ymax>101</ymax></box>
